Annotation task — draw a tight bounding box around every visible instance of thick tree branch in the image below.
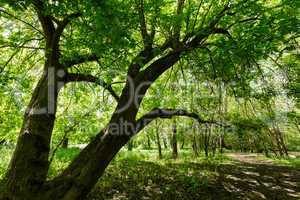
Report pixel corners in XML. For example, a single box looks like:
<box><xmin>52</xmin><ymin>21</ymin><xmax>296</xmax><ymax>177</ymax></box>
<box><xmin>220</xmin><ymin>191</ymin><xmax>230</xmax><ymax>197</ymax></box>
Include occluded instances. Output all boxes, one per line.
<box><xmin>184</xmin><ymin>3</ymin><xmax>231</xmax><ymax>49</ymax></box>
<box><xmin>33</xmin><ymin>1</ymin><xmax>80</xmax><ymax>50</ymax></box>
<box><xmin>63</xmin><ymin>54</ymin><xmax>99</xmax><ymax>68</ymax></box>
<box><xmin>136</xmin><ymin>50</ymin><xmax>181</xmax><ymax>84</ymax></box>
<box><xmin>65</xmin><ymin>73</ymin><xmax>120</xmax><ymax>101</ymax></box>
<box><xmin>135</xmin><ymin>108</ymin><xmax>222</xmax><ymax>133</ymax></box>
<box><xmin>127</xmin><ymin>40</ymin><xmax>172</xmax><ymax>78</ymax></box>
<box><xmin>32</xmin><ymin>0</ymin><xmax>55</xmax><ymax>46</ymax></box>
<box><xmin>52</xmin><ymin>13</ymin><xmax>81</xmax><ymax>49</ymax></box>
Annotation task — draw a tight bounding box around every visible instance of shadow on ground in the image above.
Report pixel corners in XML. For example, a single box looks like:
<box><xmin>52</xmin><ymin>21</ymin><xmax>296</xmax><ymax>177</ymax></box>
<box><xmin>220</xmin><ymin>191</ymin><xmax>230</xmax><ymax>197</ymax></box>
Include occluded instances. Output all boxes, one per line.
<box><xmin>87</xmin><ymin>158</ymin><xmax>300</xmax><ymax>200</ymax></box>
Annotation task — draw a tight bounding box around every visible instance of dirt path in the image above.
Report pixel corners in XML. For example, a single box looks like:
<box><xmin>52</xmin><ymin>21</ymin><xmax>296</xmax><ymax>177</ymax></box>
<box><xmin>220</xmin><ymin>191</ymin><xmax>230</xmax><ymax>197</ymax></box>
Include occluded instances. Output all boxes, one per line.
<box><xmin>221</xmin><ymin>153</ymin><xmax>300</xmax><ymax>199</ymax></box>
<box><xmin>226</xmin><ymin>153</ymin><xmax>274</xmax><ymax>165</ymax></box>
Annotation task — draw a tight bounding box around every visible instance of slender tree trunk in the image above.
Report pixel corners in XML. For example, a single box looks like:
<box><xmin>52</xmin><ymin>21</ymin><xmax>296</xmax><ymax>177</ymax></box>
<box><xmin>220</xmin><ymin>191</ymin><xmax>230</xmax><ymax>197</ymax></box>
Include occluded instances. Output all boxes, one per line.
<box><xmin>181</xmin><ymin>138</ymin><xmax>185</xmax><ymax>149</ymax></box>
<box><xmin>211</xmin><ymin>137</ymin><xmax>217</xmax><ymax>157</ymax></box>
<box><xmin>219</xmin><ymin>135</ymin><xmax>224</xmax><ymax>154</ymax></box>
<box><xmin>162</xmin><ymin>133</ymin><xmax>168</xmax><ymax>149</ymax></box>
<box><xmin>155</xmin><ymin>121</ymin><xmax>162</xmax><ymax>159</ymax></box>
<box><xmin>172</xmin><ymin>121</ymin><xmax>178</xmax><ymax>159</ymax></box>
<box><xmin>276</xmin><ymin>128</ymin><xmax>288</xmax><ymax>156</ymax></box>
<box><xmin>146</xmin><ymin>134</ymin><xmax>151</xmax><ymax>149</ymax></box>
<box><xmin>192</xmin><ymin>135</ymin><xmax>199</xmax><ymax>157</ymax></box>
<box><xmin>204</xmin><ymin>125</ymin><xmax>211</xmax><ymax>158</ymax></box>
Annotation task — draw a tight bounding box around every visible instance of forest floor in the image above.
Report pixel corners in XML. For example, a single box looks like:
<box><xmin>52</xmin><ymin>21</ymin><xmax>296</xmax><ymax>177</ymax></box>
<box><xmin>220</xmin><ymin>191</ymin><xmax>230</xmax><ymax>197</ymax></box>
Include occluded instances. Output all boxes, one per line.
<box><xmin>86</xmin><ymin>150</ymin><xmax>300</xmax><ymax>200</ymax></box>
<box><xmin>1</xmin><ymin>147</ymin><xmax>300</xmax><ymax>200</ymax></box>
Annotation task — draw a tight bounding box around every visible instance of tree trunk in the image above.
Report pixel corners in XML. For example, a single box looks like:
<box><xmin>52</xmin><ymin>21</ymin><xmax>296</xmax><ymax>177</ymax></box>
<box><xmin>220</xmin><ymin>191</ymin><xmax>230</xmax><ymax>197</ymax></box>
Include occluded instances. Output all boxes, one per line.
<box><xmin>40</xmin><ymin>125</ymin><xmax>131</xmax><ymax>200</ymax></box>
<box><xmin>276</xmin><ymin>128</ymin><xmax>288</xmax><ymax>156</ymax></box>
<box><xmin>211</xmin><ymin>137</ymin><xmax>217</xmax><ymax>157</ymax></box>
<box><xmin>172</xmin><ymin>121</ymin><xmax>178</xmax><ymax>159</ymax></box>
<box><xmin>204</xmin><ymin>125</ymin><xmax>210</xmax><ymax>158</ymax></box>
<box><xmin>162</xmin><ymin>133</ymin><xmax>168</xmax><ymax>149</ymax></box>
<box><xmin>146</xmin><ymin>134</ymin><xmax>151</xmax><ymax>149</ymax></box>
<box><xmin>155</xmin><ymin>121</ymin><xmax>162</xmax><ymax>159</ymax></box>
<box><xmin>192</xmin><ymin>135</ymin><xmax>199</xmax><ymax>157</ymax></box>
<box><xmin>2</xmin><ymin>65</ymin><xmax>62</xmax><ymax>199</ymax></box>
<box><xmin>219</xmin><ymin>135</ymin><xmax>224</xmax><ymax>154</ymax></box>
<box><xmin>181</xmin><ymin>138</ymin><xmax>185</xmax><ymax>149</ymax></box>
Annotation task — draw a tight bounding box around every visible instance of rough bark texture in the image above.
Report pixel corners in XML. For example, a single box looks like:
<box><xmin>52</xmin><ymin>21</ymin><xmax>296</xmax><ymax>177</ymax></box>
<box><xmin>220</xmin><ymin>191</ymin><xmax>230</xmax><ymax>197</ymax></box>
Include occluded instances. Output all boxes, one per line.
<box><xmin>2</xmin><ymin>60</ymin><xmax>62</xmax><ymax>199</ymax></box>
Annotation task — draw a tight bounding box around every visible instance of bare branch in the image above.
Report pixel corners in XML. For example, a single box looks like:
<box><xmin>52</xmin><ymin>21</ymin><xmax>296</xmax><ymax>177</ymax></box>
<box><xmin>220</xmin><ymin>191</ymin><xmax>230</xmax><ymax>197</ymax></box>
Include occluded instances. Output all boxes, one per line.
<box><xmin>185</xmin><ymin>3</ymin><xmax>232</xmax><ymax>49</ymax></box>
<box><xmin>208</xmin><ymin>2</ymin><xmax>231</xmax><ymax>28</ymax></box>
<box><xmin>32</xmin><ymin>0</ymin><xmax>55</xmax><ymax>45</ymax></box>
<box><xmin>65</xmin><ymin>73</ymin><xmax>120</xmax><ymax>101</ymax></box>
<box><xmin>0</xmin><ymin>45</ymin><xmax>44</xmax><ymax>50</ymax></box>
<box><xmin>52</xmin><ymin>12</ymin><xmax>81</xmax><ymax>48</ymax></box>
<box><xmin>0</xmin><ymin>37</ymin><xmax>44</xmax><ymax>50</ymax></box>
<box><xmin>1</xmin><ymin>48</ymin><xmax>21</xmax><ymax>73</ymax></box>
<box><xmin>135</xmin><ymin>108</ymin><xmax>223</xmax><ymax>133</ymax></box>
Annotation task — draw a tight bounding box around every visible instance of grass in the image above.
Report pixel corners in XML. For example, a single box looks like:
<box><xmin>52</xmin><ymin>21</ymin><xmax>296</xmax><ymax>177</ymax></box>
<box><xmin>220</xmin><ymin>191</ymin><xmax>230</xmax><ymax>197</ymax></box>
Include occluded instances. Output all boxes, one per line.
<box><xmin>269</xmin><ymin>156</ymin><xmax>300</xmax><ymax>168</ymax></box>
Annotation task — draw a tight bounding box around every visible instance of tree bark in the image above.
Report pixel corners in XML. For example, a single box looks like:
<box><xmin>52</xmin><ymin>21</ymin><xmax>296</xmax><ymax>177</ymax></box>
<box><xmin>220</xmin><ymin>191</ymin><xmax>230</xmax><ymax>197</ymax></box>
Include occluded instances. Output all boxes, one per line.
<box><xmin>3</xmin><ymin>68</ymin><xmax>61</xmax><ymax>199</ymax></box>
